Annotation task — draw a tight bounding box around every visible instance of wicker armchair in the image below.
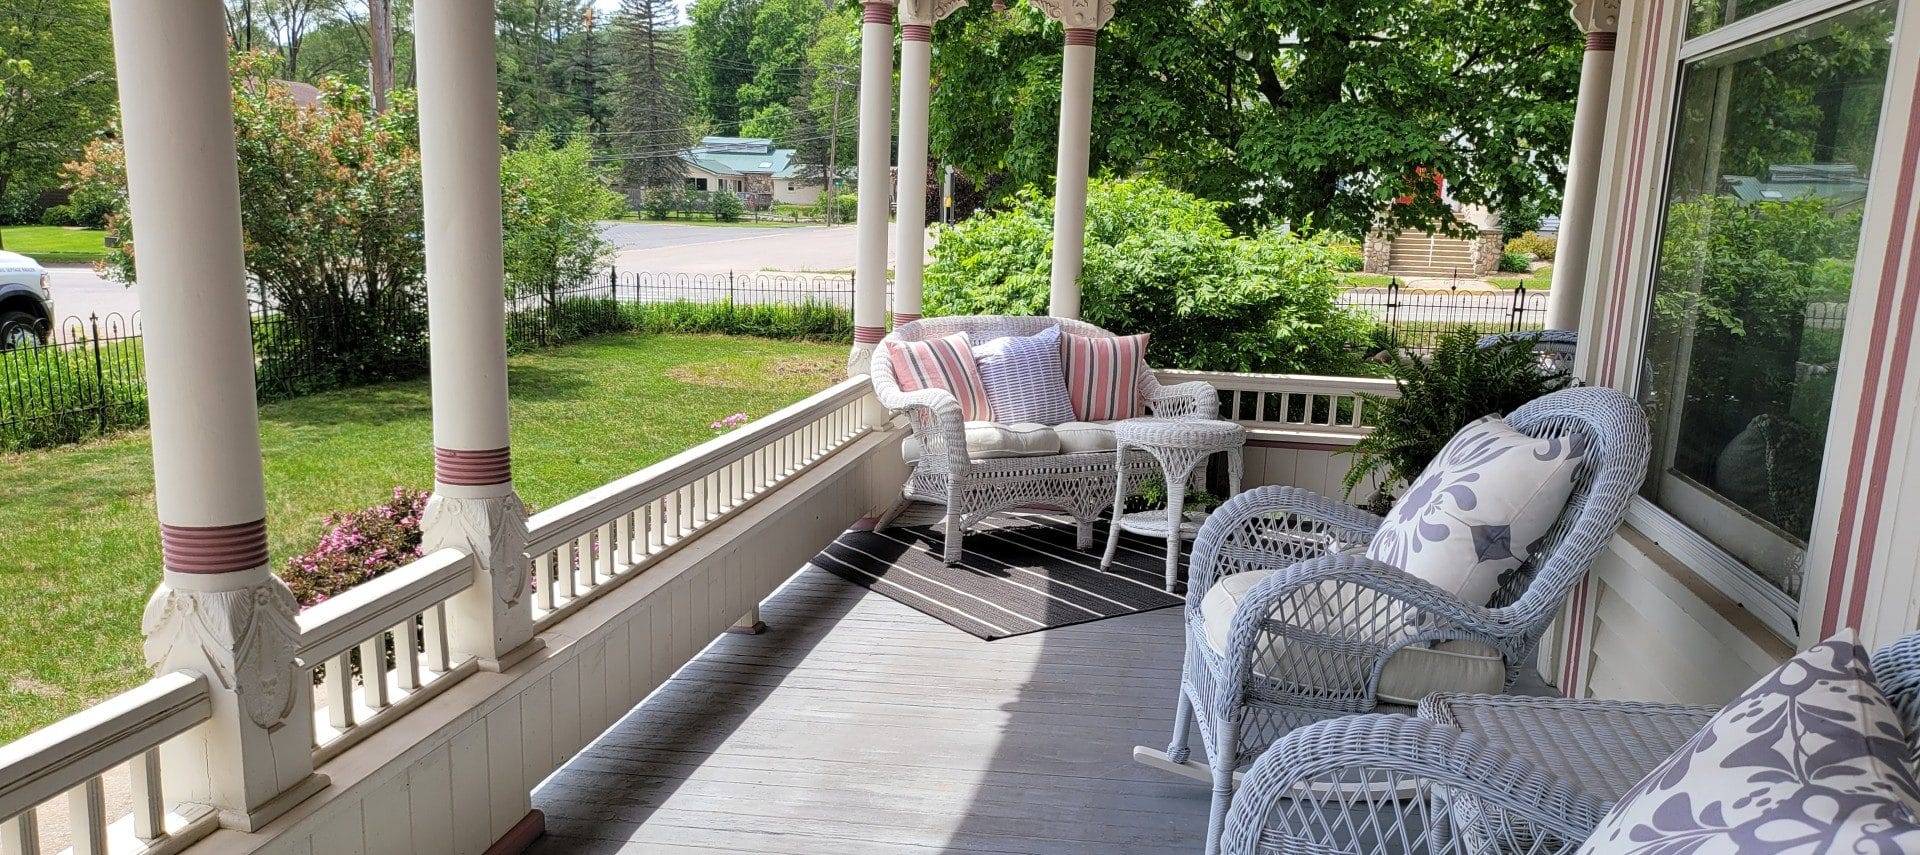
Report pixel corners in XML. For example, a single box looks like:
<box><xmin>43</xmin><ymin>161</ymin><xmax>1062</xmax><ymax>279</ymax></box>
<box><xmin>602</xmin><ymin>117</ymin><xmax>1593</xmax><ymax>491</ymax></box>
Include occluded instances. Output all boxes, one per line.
<box><xmin>1217</xmin><ymin>631</ymin><xmax>1920</xmax><ymax>855</ymax></box>
<box><xmin>868</xmin><ymin>316</ymin><xmax>1216</xmax><ymax>564</ymax></box>
<box><xmin>1477</xmin><ymin>329</ymin><xmax>1577</xmax><ymax>376</ymax></box>
<box><xmin>1162</xmin><ymin>385</ymin><xmax>1649</xmax><ymax>853</ymax></box>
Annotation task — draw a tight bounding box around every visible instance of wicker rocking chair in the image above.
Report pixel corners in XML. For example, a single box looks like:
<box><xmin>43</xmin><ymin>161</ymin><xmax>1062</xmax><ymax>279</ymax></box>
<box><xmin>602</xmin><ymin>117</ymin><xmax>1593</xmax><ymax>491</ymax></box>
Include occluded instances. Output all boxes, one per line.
<box><xmin>1147</xmin><ymin>385</ymin><xmax>1649</xmax><ymax>853</ymax></box>
<box><xmin>868</xmin><ymin>316</ymin><xmax>1216</xmax><ymax>564</ymax></box>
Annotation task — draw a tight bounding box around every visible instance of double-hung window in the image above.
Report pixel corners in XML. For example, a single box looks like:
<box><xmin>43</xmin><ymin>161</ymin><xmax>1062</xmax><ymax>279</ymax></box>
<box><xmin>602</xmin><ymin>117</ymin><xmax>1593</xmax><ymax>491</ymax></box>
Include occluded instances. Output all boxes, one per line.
<box><xmin>1636</xmin><ymin>0</ymin><xmax>1900</xmax><ymax>628</ymax></box>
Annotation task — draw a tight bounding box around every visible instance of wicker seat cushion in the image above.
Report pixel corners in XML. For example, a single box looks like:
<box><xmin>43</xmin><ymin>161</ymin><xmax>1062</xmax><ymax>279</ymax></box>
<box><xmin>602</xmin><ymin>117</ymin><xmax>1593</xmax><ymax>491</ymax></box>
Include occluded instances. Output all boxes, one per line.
<box><xmin>1200</xmin><ymin>568</ymin><xmax>1506</xmax><ymax>704</ymax></box>
<box><xmin>901</xmin><ymin>422</ymin><xmax>1062</xmax><ymax>463</ymax></box>
<box><xmin>1053</xmin><ymin>421</ymin><xmax>1119</xmax><ymax>453</ymax></box>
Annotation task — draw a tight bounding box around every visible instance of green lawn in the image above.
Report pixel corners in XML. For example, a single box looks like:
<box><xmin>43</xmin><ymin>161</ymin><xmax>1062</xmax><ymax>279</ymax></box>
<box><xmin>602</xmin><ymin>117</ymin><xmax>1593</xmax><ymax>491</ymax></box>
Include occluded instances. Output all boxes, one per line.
<box><xmin>1489</xmin><ymin>264</ymin><xmax>1555</xmax><ymax>290</ymax></box>
<box><xmin>0</xmin><ymin>333</ymin><xmax>845</xmax><ymax>742</ymax></box>
<box><xmin>0</xmin><ymin>225</ymin><xmax>110</xmax><ymax>264</ymax></box>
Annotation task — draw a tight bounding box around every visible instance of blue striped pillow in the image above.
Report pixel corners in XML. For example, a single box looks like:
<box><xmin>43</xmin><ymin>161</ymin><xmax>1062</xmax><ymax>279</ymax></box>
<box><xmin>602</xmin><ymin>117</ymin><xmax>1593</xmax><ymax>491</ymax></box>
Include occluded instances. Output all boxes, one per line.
<box><xmin>972</xmin><ymin>325</ymin><xmax>1077</xmax><ymax>425</ymax></box>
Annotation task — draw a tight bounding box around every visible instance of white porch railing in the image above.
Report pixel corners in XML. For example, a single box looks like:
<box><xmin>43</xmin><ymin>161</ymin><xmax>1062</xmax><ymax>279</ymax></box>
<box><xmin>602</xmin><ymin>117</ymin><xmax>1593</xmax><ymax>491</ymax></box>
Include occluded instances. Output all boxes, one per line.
<box><xmin>295</xmin><ymin>549</ymin><xmax>477</xmax><ymax>763</ymax></box>
<box><xmin>1158</xmin><ymin>369</ymin><xmax>1397</xmax><ymax>442</ymax></box>
<box><xmin>525</xmin><ymin>375</ymin><xmax>874</xmax><ymax>629</ymax></box>
<box><xmin>0</xmin><ymin>672</ymin><xmax>216</xmax><ymax>855</ymax></box>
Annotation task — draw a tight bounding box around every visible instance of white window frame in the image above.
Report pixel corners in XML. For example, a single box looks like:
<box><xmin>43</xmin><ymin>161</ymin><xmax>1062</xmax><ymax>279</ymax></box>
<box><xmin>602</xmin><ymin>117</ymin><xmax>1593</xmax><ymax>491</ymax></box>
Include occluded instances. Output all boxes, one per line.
<box><xmin>1631</xmin><ymin>0</ymin><xmax>1902</xmax><ymax>640</ymax></box>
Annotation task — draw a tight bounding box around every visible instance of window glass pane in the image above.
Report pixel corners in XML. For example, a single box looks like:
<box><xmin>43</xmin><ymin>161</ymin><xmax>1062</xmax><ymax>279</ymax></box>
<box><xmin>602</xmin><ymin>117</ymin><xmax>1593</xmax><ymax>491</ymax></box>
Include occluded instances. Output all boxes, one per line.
<box><xmin>1689</xmin><ymin>0</ymin><xmax>1801</xmax><ymax>38</ymax></box>
<box><xmin>1640</xmin><ymin>1</ymin><xmax>1895</xmax><ymax>597</ymax></box>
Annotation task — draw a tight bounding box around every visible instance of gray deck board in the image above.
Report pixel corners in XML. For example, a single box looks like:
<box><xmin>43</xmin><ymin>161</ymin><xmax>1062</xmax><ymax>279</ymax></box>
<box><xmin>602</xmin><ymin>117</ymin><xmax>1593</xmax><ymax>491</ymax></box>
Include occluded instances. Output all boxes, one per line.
<box><xmin>531</xmin><ymin>566</ymin><xmax>1209</xmax><ymax>854</ymax></box>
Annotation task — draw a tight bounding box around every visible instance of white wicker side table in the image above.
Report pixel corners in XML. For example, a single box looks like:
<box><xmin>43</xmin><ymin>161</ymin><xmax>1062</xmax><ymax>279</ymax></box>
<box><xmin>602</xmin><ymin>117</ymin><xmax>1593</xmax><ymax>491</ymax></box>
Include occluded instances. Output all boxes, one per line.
<box><xmin>1100</xmin><ymin>418</ymin><xmax>1245</xmax><ymax>591</ymax></box>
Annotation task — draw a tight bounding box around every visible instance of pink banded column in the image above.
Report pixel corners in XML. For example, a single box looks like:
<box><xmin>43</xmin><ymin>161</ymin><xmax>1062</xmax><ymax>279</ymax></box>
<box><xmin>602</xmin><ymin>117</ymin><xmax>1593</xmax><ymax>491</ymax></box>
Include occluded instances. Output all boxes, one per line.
<box><xmin>115</xmin><ymin>0</ymin><xmax>324</xmax><ymax>829</ymax></box>
<box><xmin>893</xmin><ymin>0</ymin><xmax>965</xmax><ymax>328</ymax></box>
<box><xmin>850</xmin><ymin>0</ymin><xmax>898</xmax><ymax>374</ymax></box>
<box><xmin>417</xmin><ymin>0</ymin><xmax>539</xmax><ymax>671</ymax></box>
<box><xmin>1035</xmin><ymin>0</ymin><xmax>1115</xmax><ymax>318</ymax></box>
<box><xmin>1546</xmin><ymin>0</ymin><xmax>1621</xmax><ymax>333</ymax></box>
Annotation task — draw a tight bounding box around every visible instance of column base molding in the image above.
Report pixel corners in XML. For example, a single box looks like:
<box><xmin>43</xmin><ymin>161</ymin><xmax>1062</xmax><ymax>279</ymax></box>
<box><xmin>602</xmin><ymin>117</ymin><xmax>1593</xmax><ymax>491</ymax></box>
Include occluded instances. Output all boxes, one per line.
<box><xmin>726</xmin><ymin>621</ymin><xmax>769</xmax><ymax>636</ymax></box>
<box><xmin>214</xmin><ymin>771</ymin><xmax>330</xmax><ymax>833</ymax></box>
<box><xmin>476</xmin><ymin>637</ymin><xmax>547</xmax><ymax>673</ymax></box>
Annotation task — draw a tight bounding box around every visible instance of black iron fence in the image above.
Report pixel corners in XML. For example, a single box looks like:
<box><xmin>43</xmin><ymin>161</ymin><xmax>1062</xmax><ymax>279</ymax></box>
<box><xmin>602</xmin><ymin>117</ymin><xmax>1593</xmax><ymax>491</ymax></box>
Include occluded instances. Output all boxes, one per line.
<box><xmin>1338</xmin><ymin>281</ymin><xmax>1551</xmax><ymax>349</ymax></box>
<box><xmin>0</xmin><ymin>313</ymin><xmax>147</xmax><ymax>451</ymax></box>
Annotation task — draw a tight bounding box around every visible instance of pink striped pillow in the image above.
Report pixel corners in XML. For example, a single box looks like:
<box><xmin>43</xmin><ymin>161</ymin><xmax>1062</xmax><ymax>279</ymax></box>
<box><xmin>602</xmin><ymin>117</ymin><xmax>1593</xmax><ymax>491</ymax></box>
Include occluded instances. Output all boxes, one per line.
<box><xmin>886</xmin><ymin>332</ymin><xmax>993</xmax><ymax>421</ymax></box>
<box><xmin>1059</xmin><ymin>332</ymin><xmax>1148</xmax><ymax>421</ymax></box>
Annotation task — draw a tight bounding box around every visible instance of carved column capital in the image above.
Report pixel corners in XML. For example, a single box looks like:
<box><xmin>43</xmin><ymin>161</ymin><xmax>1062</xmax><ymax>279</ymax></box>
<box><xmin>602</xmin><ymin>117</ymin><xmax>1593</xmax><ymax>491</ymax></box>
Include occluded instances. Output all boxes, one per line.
<box><xmin>900</xmin><ymin>0</ymin><xmax>966</xmax><ymax>25</ymax></box>
<box><xmin>1568</xmin><ymin>0</ymin><xmax>1621</xmax><ymax>34</ymax></box>
<box><xmin>1029</xmin><ymin>0</ymin><xmax>1113</xmax><ymax>31</ymax></box>
<box><xmin>143</xmin><ymin>578</ymin><xmax>302</xmax><ymax>730</ymax></box>
<box><xmin>422</xmin><ymin>491</ymin><xmax>540</xmax><ymax>670</ymax></box>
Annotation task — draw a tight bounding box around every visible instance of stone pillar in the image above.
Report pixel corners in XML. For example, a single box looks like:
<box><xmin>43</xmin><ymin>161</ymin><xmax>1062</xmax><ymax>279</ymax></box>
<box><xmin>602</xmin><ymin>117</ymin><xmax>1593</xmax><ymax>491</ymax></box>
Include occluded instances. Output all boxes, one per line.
<box><xmin>1546</xmin><ymin>0</ymin><xmax>1621</xmax><ymax>330</ymax></box>
<box><xmin>893</xmin><ymin>0</ymin><xmax>965</xmax><ymax>327</ymax></box>
<box><xmin>416</xmin><ymin>0</ymin><xmax>539</xmax><ymax>673</ymax></box>
<box><xmin>1036</xmin><ymin>0</ymin><xmax>1114</xmax><ymax>319</ymax></box>
<box><xmin>851</xmin><ymin>0</ymin><xmax>898</xmax><ymax>374</ymax></box>
<box><xmin>113</xmin><ymin>0</ymin><xmax>325</xmax><ymax>830</ymax></box>
<box><xmin>1363</xmin><ymin>231</ymin><xmax>1393</xmax><ymax>274</ymax></box>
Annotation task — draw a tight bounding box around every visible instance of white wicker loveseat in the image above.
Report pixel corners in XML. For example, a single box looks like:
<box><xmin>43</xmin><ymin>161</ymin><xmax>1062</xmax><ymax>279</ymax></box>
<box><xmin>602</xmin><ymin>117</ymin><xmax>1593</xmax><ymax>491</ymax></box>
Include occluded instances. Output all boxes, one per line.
<box><xmin>869</xmin><ymin>316</ymin><xmax>1217</xmax><ymax>564</ymax></box>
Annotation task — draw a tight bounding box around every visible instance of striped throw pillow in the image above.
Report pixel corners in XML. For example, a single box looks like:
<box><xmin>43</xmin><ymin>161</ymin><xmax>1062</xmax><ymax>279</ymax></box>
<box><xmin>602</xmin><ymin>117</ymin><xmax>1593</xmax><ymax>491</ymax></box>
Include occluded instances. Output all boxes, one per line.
<box><xmin>972</xmin><ymin>325</ymin><xmax>1077</xmax><ymax>425</ymax></box>
<box><xmin>886</xmin><ymin>332</ymin><xmax>993</xmax><ymax>421</ymax></box>
<box><xmin>1059</xmin><ymin>332</ymin><xmax>1148</xmax><ymax>421</ymax></box>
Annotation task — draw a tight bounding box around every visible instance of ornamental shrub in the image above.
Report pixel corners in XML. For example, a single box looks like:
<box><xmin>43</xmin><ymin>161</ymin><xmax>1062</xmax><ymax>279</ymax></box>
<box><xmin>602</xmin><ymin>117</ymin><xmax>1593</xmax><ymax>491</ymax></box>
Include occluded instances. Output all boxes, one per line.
<box><xmin>1505</xmin><ymin>231</ymin><xmax>1557</xmax><ymax>263</ymax></box>
<box><xmin>924</xmin><ymin>177</ymin><xmax>1374</xmax><ymax>374</ymax></box>
<box><xmin>1498</xmin><ymin>251</ymin><xmax>1532</xmax><ymax>273</ymax></box>
<box><xmin>710</xmin><ymin>189</ymin><xmax>745</xmax><ymax>222</ymax></box>
<box><xmin>280</xmin><ymin>487</ymin><xmax>430</xmax><ymax>610</ymax></box>
<box><xmin>643</xmin><ymin>187</ymin><xmax>678</xmax><ymax>220</ymax></box>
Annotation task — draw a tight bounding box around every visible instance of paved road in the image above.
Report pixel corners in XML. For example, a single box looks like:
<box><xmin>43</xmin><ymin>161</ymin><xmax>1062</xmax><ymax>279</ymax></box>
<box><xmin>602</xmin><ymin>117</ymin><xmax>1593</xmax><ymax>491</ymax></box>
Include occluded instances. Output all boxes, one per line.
<box><xmin>41</xmin><ymin>221</ymin><xmax>886</xmax><ymax>325</ymax></box>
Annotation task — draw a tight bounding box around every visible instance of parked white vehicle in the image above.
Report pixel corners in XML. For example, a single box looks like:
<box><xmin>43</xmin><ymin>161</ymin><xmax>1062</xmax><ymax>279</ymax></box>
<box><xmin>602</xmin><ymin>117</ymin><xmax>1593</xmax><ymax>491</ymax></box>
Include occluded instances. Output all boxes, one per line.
<box><xmin>0</xmin><ymin>249</ymin><xmax>54</xmax><ymax>349</ymax></box>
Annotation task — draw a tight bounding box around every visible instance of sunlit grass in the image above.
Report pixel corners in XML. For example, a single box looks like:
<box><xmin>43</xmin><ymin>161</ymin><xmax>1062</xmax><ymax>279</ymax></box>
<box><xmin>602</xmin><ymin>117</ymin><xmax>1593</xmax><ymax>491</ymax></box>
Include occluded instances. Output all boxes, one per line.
<box><xmin>0</xmin><ymin>332</ymin><xmax>844</xmax><ymax>742</ymax></box>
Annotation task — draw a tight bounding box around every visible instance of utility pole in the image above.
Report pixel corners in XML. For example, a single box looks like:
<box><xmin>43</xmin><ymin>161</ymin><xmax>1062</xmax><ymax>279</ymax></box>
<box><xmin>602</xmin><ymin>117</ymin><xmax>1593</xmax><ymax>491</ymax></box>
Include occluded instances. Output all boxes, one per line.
<box><xmin>824</xmin><ymin>76</ymin><xmax>846</xmax><ymax>227</ymax></box>
<box><xmin>581</xmin><ymin>8</ymin><xmax>601</xmax><ymax>133</ymax></box>
<box><xmin>369</xmin><ymin>0</ymin><xmax>394</xmax><ymax>112</ymax></box>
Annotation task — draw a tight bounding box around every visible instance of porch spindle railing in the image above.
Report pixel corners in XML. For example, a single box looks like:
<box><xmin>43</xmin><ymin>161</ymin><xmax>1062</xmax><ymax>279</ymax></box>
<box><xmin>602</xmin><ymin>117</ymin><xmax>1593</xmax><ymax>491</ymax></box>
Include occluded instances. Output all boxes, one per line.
<box><xmin>295</xmin><ymin>549</ymin><xmax>479</xmax><ymax>763</ymax></box>
<box><xmin>1156</xmin><ymin>370</ymin><xmax>1399</xmax><ymax>440</ymax></box>
<box><xmin>0</xmin><ymin>673</ymin><xmax>217</xmax><ymax>855</ymax></box>
<box><xmin>525</xmin><ymin>375</ymin><xmax>875</xmax><ymax>629</ymax></box>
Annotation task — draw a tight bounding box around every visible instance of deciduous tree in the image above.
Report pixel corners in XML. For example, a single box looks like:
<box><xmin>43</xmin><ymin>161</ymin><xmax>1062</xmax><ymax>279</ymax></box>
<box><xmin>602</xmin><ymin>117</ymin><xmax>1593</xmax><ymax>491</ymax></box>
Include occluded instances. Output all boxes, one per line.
<box><xmin>0</xmin><ymin>0</ymin><xmax>114</xmax><ymax>243</ymax></box>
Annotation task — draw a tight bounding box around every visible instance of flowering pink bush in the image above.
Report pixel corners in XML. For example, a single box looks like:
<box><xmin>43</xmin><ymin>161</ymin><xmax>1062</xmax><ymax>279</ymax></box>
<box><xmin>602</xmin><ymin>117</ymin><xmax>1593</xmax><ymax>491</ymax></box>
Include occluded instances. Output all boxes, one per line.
<box><xmin>280</xmin><ymin>487</ymin><xmax>430</xmax><ymax>610</ymax></box>
<box><xmin>710</xmin><ymin>412</ymin><xmax>750</xmax><ymax>433</ymax></box>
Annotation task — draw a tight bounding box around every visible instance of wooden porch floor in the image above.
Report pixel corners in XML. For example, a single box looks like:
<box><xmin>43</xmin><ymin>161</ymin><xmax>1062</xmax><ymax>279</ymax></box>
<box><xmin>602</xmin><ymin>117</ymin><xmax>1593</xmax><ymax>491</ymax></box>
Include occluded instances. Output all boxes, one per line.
<box><xmin>529</xmin><ymin>564</ymin><xmax>1209</xmax><ymax>853</ymax></box>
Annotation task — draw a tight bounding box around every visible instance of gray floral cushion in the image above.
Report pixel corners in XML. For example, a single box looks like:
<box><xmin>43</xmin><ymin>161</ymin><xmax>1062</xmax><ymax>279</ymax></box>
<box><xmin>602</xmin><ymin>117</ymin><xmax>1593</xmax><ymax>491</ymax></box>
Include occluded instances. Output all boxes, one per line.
<box><xmin>1578</xmin><ymin>632</ymin><xmax>1920</xmax><ymax>854</ymax></box>
<box><xmin>1367</xmin><ymin>416</ymin><xmax>1585</xmax><ymax>607</ymax></box>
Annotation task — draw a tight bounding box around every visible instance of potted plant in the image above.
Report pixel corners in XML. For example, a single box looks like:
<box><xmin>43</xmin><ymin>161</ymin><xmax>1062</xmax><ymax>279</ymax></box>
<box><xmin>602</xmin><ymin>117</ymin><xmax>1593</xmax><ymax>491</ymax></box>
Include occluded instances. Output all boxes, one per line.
<box><xmin>1343</xmin><ymin>328</ymin><xmax>1573</xmax><ymax>514</ymax></box>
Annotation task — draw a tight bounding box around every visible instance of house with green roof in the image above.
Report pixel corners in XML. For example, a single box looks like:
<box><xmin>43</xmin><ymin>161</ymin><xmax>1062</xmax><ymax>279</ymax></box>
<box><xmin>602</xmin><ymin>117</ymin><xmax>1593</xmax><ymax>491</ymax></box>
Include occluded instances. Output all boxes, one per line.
<box><xmin>677</xmin><ymin>136</ymin><xmax>827</xmax><ymax>210</ymax></box>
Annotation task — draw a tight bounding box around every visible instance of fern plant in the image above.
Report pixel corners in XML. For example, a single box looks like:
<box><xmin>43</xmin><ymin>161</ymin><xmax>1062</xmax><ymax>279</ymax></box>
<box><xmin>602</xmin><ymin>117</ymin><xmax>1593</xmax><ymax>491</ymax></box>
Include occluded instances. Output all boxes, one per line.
<box><xmin>1342</xmin><ymin>328</ymin><xmax>1572</xmax><ymax>501</ymax></box>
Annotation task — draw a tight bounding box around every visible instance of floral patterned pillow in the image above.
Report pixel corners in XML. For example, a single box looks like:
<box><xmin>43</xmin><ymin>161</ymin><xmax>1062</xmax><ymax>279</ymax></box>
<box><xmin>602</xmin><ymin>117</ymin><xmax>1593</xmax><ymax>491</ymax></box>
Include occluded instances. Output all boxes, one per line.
<box><xmin>1578</xmin><ymin>632</ymin><xmax>1920</xmax><ymax>854</ymax></box>
<box><xmin>1366</xmin><ymin>416</ymin><xmax>1585</xmax><ymax>607</ymax></box>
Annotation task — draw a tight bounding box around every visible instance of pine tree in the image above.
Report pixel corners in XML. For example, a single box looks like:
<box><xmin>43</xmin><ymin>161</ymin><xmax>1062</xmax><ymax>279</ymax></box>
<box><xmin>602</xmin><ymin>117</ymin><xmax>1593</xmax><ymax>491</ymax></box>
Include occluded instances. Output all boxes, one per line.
<box><xmin>612</xmin><ymin>0</ymin><xmax>694</xmax><ymax>194</ymax></box>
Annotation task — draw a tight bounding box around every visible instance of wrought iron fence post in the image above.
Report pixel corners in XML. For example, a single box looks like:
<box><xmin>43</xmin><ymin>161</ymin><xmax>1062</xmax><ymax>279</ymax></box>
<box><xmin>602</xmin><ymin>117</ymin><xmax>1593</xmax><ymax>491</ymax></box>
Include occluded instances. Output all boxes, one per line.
<box><xmin>1385</xmin><ymin>279</ymin><xmax>1400</xmax><ymax>333</ymax></box>
<box><xmin>88</xmin><ymin>314</ymin><xmax>108</xmax><ymax>433</ymax></box>
<box><xmin>1510</xmin><ymin>284</ymin><xmax>1527</xmax><ymax>332</ymax></box>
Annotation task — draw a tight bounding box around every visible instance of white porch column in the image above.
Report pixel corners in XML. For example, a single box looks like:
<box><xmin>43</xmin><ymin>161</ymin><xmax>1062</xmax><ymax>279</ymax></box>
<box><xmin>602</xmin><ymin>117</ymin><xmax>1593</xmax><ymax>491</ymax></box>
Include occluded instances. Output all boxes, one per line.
<box><xmin>851</xmin><ymin>0</ymin><xmax>897</xmax><ymax>373</ymax></box>
<box><xmin>893</xmin><ymin>0</ymin><xmax>966</xmax><ymax>327</ymax></box>
<box><xmin>113</xmin><ymin>0</ymin><xmax>325</xmax><ymax>830</ymax></box>
<box><xmin>1545</xmin><ymin>0</ymin><xmax>1621</xmax><ymax>331</ymax></box>
<box><xmin>1036</xmin><ymin>0</ymin><xmax>1114</xmax><ymax>319</ymax></box>
<box><xmin>416</xmin><ymin>0</ymin><xmax>540</xmax><ymax>672</ymax></box>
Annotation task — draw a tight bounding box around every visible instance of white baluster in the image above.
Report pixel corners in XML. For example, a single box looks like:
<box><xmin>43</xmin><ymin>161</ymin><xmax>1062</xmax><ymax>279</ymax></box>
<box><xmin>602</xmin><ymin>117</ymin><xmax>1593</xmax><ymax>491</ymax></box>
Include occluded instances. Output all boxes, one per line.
<box><xmin>424</xmin><ymin>603</ymin><xmax>451</xmax><ymax>672</ymax></box>
<box><xmin>395</xmin><ymin>618</ymin><xmax>422</xmax><ymax>690</ymax></box>
<box><xmin>328</xmin><ymin>653</ymin><xmax>357</xmax><ymax>730</ymax></box>
<box><xmin>68</xmin><ymin>777</ymin><xmax>106</xmax><ymax>855</ymax></box>
<box><xmin>535</xmin><ymin>551</ymin><xmax>555</xmax><ymax>612</ymax></box>
<box><xmin>3</xmin><ymin>809</ymin><xmax>41</xmax><ymax>855</ymax></box>
<box><xmin>360</xmin><ymin>633</ymin><xmax>391</xmax><ymax>709</ymax></box>
<box><xmin>129</xmin><ymin>748</ymin><xmax>164</xmax><ymax>842</ymax></box>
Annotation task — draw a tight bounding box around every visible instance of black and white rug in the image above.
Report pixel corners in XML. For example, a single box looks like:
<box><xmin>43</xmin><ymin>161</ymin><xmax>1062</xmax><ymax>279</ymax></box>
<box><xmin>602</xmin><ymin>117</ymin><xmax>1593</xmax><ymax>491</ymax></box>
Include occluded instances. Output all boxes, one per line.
<box><xmin>810</xmin><ymin>514</ymin><xmax>1185</xmax><ymax>640</ymax></box>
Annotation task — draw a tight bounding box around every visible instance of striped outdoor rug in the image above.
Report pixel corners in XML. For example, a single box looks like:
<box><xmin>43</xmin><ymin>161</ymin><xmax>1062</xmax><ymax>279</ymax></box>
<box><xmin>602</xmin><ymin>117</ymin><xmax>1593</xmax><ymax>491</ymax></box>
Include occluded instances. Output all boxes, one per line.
<box><xmin>810</xmin><ymin>514</ymin><xmax>1186</xmax><ymax>640</ymax></box>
